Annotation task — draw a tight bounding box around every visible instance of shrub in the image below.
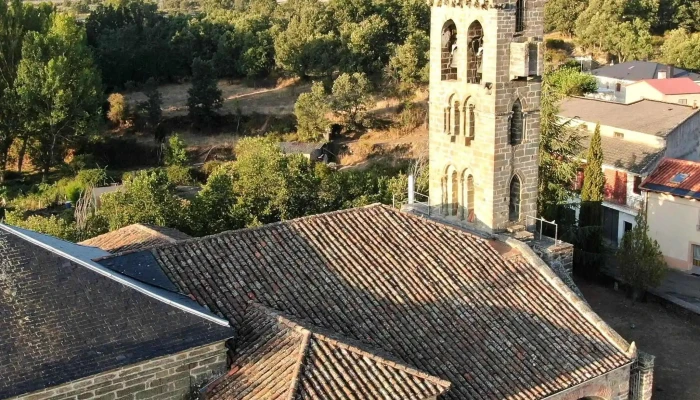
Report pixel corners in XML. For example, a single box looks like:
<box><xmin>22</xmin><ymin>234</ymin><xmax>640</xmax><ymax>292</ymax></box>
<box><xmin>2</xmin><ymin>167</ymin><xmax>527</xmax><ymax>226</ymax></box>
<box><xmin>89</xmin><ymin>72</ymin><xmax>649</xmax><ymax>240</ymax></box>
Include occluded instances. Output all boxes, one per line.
<box><xmin>107</xmin><ymin>93</ymin><xmax>130</xmax><ymax>126</ymax></box>
<box><xmin>617</xmin><ymin>212</ymin><xmax>668</xmax><ymax>299</ymax></box>
<box><xmin>165</xmin><ymin>165</ymin><xmax>194</xmax><ymax>186</ymax></box>
<box><xmin>165</xmin><ymin>134</ymin><xmax>189</xmax><ymax>166</ymax></box>
<box><xmin>5</xmin><ymin>210</ymin><xmax>81</xmax><ymax>242</ymax></box>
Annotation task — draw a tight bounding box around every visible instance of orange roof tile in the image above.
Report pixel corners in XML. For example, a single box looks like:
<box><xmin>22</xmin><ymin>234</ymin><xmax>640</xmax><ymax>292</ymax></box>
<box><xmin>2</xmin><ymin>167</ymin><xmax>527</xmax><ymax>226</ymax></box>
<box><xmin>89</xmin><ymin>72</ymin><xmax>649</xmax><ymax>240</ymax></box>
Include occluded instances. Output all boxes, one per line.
<box><xmin>79</xmin><ymin>224</ymin><xmax>190</xmax><ymax>253</ymax></box>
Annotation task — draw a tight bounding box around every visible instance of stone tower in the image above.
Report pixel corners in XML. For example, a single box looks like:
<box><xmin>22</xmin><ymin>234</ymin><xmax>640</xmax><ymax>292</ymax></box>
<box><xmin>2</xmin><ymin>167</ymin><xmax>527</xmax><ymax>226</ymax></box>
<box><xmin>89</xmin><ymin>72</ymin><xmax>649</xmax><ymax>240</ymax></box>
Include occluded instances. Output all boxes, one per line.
<box><xmin>427</xmin><ymin>0</ymin><xmax>544</xmax><ymax>232</ymax></box>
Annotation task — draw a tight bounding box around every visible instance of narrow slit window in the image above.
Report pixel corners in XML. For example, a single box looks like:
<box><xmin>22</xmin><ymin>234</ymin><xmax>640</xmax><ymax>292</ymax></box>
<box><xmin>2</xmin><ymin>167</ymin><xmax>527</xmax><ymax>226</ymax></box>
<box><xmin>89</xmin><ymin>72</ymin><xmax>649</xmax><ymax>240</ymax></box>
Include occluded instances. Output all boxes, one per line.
<box><xmin>454</xmin><ymin>102</ymin><xmax>461</xmax><ymax>135</ymax></box>
<box><xmin>515</xmin><ymin>0</ymin><xmax>525</xmax><ymax>33</ymax></box>
<box><xmin>469</xmin><ymin>104</ymin><xmax>476</xmax><ymax>139</ymax></box>
<box><xmin>509</xmin><ymin>99</ymin><xmax>523</xmax><ymax>145</ymax></box>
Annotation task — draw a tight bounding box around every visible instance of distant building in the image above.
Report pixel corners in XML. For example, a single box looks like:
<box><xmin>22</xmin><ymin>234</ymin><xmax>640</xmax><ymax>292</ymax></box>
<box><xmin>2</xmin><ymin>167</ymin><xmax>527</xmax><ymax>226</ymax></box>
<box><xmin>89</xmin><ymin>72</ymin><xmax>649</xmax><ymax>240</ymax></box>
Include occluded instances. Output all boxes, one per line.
<box><xmin>626</xmin><ymin>78</ymin><xmax>700</xmax><ymax>105</ymax></box>
<box><xmin>559</xmin><ymin>97</ymin><xmax>700</xmax><ymax>245</ymax></box>
<box><xmin>641</xmin><ymin>158</ymin><xmax>700</xmax><ymax>273</ymax></box>
<box><xmin>279</xmin><ymin>141</ymin><xmax>330</xmax><ymax>162</ymax></box>
<box><xmin>588</xmin><ymin>61</ymin><xmax>700</xmax><ymax>103</ymax></box>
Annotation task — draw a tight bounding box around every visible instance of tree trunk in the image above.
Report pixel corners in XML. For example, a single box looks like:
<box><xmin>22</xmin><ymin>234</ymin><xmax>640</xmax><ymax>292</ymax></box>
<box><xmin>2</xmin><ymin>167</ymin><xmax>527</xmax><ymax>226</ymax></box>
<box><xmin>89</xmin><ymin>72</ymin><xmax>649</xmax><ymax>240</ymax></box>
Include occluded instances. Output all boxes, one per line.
<box><xmin>17</xmin><ymin>136</ymin><xmax>28</xmax><ymax>173</ymax></box>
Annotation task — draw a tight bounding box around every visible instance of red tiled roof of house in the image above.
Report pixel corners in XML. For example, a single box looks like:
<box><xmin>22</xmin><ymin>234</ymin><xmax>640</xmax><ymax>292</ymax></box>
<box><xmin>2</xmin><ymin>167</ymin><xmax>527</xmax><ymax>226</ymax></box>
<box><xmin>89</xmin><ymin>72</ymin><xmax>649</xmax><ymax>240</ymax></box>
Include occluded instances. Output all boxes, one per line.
<box><xmin>640</xmin><ymin>158</ymin><xmax>700</xmax><ymax>199</ymax></box>
<box><xmin>79</xmin><ymin>223</ymin><xmax>190</xmax><ymax>253</ymax></box>
<box><xmin>206</xmin><ymin>304</ymin><xmax>451</xmax><ymax>400</ymax></box>
<box><xmin>635</xmin><ymin>77</ymin><xmax>700</xmax><ymax>95</ymax></box>
<box><xmin>99</xmin><ymin>204</ymin><xmax>635</xmax><ymax>400</ymax></box>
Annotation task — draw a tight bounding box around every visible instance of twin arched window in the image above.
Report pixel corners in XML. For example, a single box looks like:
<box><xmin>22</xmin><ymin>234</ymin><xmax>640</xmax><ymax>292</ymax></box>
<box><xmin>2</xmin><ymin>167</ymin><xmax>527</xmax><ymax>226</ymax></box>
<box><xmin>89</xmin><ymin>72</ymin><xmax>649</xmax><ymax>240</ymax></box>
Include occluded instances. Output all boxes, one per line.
<box><xmin>444</xmin><ymin>100</ymin><xmax>475</xmax><ymax>141</ymax></box>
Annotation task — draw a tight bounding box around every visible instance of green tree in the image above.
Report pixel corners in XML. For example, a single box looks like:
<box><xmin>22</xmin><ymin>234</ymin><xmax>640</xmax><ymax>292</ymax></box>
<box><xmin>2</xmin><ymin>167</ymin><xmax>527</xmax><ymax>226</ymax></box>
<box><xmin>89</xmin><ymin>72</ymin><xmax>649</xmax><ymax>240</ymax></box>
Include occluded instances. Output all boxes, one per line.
<box><xmin>187</xmin><ymin>166</ymin><xmax>246</xmax><ymax>236</ymax></box>
<box><xmin>575</xmin><ymin>0</ymin><xmax>653</xmax><ymax>62</ymax></box>
<box><xmin>294</xmin><ymin>81</ymin><xmax>331</xmax><ymax>142</ymax></box>
<box><xmin>234</xmin><ymin>137</ymin><xmax>286</xmax><ymax>222</ymax></box>
<box><xmin>165</xmin><ymin>134</ymin><xmax>188</xmax><ymax>166</ymax></box>
<box><xmin>661</xmin><ymin>29</ymin><xmax>700</xmax><ymax>71</ymax></box>
<box><xmin>545</xmin><ymin>66</ymin><xmax>598</xmax><ymax>97</ymax></box>
<box><xmin>143</xmin><ymin>78</ymin><xmax>162</xmax><ymax>127</ymax></box>
<box><xmin>14</xmin><ymin>13</ymin><xmax>102</xmax><ymax>179</ymax></box>
<box><xmin>0</xmin><ymin>0</ymin><xmax>53</xmax><ymax>182</ymax></box>
<box><xmin>97</xmin><ymin>170</ymin><xmax>185</xmax><ymax>231</ymax></box>
<box><xmin>187</xmin><ymin>57</ymin><xmax>223</xmax><ymax>125</ymax></box>
<box><xmin>617</xmin><ymin>212</ymin><xmax>667</xmax><ymax>299</ymax></box>
<box><xmin>576</xmin><ymin>124</ymin><xmax>606</xmax><ymax>278</ymax></box>
<box><xmin>537</xmin><ymin>79</ymin><xmax>583</xmax><ymax>223</ymax></box>
<box><xmin>331</xmin><ymin>72</ymin><xmax>373</xmax><ymax>129</ymax></box>
<box><xmin>545</xmin><ymin>0</ymin><xmax>586</xmax><ymax>36</ymax></box>
<box><xmin>339</xmin><ymin>14</ymin><xmax>390</xmax><ymax>74</ymax></box>
<box><xmin>386</xmin><ymin>31</ymin><xmax>429</xmax><ymax>98</ymax></box>
<box><xmin>278</xmin><ymin>155</ymin><xmax>320</xmax><ymax>219</ymax></box>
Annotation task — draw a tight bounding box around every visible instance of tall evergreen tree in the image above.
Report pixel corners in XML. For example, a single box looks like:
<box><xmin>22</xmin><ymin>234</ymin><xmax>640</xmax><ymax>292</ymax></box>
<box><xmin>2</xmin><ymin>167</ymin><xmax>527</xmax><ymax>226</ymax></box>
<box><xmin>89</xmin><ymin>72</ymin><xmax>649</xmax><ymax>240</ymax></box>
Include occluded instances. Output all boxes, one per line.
<box><xmin>575</xmin><ymin>124</ymin><xmax>606</xmax><ymax>278</ymax></box>
<box><xmin>617</xmin><ymin>211</ymin><xmax>667</xmax><ymax>300</ymax></box>
<box><xmin>187</xmin><ymin>57</ymin><xmax>223</xmax><ymax>125</ymax></box>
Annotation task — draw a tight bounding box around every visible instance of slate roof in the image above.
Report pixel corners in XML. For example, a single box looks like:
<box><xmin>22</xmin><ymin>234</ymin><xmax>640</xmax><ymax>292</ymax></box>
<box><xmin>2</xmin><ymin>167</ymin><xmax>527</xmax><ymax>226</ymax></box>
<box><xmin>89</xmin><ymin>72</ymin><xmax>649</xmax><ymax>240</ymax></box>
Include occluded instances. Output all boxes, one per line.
<box><xmin>640</xmin><ymin>158</ymin><xmax>700</xmax><ymax>200</ymax></box>
<box><xmin>206</xmin><ymin>304</ymin><xmax>450</xmax><ymax>400</ymax></box>
<box><xmin>632</xmin><ymin>77</ymin><xmax>700</xmax><ymax>95</ymax></box>
<box><xmin>79</xmin><ymin>223</ymin><xmax>191</xmax><ymax>253</ymax></box>
<box><xmin>591</xmin><ymin>61</ymin><xmax>700</xmax><ymax>81</ymax></box>
<box><xmin>280</xmin><ymin>142</ymin><xmax>326</xmax><ymax>155</ymax></box>
<box><xmin>579</xmin><ymin>131</ymin><xmax>664</xmax><ymax>174</ymax></box>
<box><xmin>0</xmin><ymin>225</ymin><xmax>232</xmax><ymax>399</ymax></box>
<box><xmin>100</xmin><ymin>204</ymin><xmax>634</xmax><ymax>400</ymax></box>
<box><xmin>559</xmin><ymin>97</ymin><xmax>700</xmax><ymax>137</ymax></box>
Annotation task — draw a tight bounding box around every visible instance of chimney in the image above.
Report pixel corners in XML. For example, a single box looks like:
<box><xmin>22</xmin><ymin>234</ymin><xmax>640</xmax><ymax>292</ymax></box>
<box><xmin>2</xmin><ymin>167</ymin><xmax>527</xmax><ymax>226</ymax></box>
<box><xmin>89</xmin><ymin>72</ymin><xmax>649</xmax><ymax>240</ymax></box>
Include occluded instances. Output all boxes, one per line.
<box><xmin>667</xmin><ymin>64</ymin><xmax>675</xmax><ymax>79</ymax></box>
<box><xmin>407</xmin><ymin>174</ymin><xmax>415</xmax><ymax>205</ymax></box>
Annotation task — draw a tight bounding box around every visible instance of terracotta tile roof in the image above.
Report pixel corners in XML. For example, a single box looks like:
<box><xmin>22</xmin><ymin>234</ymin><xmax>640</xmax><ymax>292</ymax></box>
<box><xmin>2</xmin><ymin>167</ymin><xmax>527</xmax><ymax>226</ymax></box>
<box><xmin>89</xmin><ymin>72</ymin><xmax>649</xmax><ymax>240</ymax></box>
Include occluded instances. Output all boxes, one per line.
<box><xmin>100</xmin><ymin>205</ymin><xmax>634</xmax><ymax>400</ymax></box>
<box><xmin>0</xmin><ymin>226</ymin><xmax>232</xmax><ymax>399</ymax></box>
<box><xmin>633</xmin><ymin>77</ymin><xmax>700</xmax><ymax>95</ymax></box>
<box><xmin>579</xmin><ymin>130</ymin><xmax>664</xmax><ymax>174</ymax></box>
<box><xmin>79</xmin><ymin>223</ymin><xmax>191</xmax><ymax>253</ymax></box>
<box><xmin>559</xmin><ymin>97</ymin><xmax>699</xmax><ymax>137</ymax></box>
<box><xmin>206</xmin><ymin>304</ymin><xmax>450</xmax><ymax>400</ymax></box>
<box><xmin>640</xmin><ymin>158</ymin><xmax>700</xmax><ymax>199</ymax></box>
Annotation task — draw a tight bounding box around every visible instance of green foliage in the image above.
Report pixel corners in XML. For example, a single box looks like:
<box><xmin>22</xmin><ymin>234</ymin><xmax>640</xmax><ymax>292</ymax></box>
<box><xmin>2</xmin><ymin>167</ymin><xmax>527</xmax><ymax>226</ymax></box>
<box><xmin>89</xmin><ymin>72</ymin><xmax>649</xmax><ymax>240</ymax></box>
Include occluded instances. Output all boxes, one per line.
<box><xmin>233</xmin><ymin>137</ymin><xmax>286</xmax><ymax>222</ymax></box>
<box><xmin>187</xmin><ymin>57</ymin><xmax>223</xmax><ymax>125</ymax></box>
<box><xmin>165</xmin><ymin>134</ymin><xmax>189</xmax><ymax>166</ymax></box>
<box><xmin>14</xmin><ymin>13</ymin><xmax>102</xmax><ymax>177</ymax></box>
<box><xmin>581</xmin><ymin>125</ymin><xmax>605</xmax><ymax>203</ymax></box>
<box><xmin>331</xmin><ymin>72</ymin><xmax>373</xmax><ymax>129</ymax></box>
<box><xmin>545</xmin><ymin>0</ymin><xmax>586</xmax><ymax>35</ymax></box>
<box><xmin>294</xmin><ymin>81</ymin><xmax>331</xmax><ymax>142</ymax></box>
<box><xmin>386</xmin><ymin>31</ymin><xmax>429</xmax><ymax>98</ymax></box>
<box><xmin>142</xmin><ymin>78</ymin><xmax>162</xmax><ymax>127</ymax></box>
<box><xmin>575</xmin><ymin>0</ymin><xmax>653</xmax><ymax>62</ymax></box>
<box><xmin>576</xmin><ymin>124</ymin><xmax>606</xmax><ymax>279</ymax></box>
<box><xmin>107</xmin><ymin>93</ymin><xmax>129</xmax><ymax>126</ymax></box>
<box><xmin>165</xmin><ymin>165</ymin><xmax>194</xmax><ymax>185</ymax></box>
<box><xmin>5</xmin><ymin>210</ymin><xmax>81</xmax><ymax>241</ymax></box>
<box><xmin>617</xmin><ymin>212</ymin><xmax>668</xmax><ymax>294</ymax></box>
<box><xmin>537</xmin><ymin>73</ymin><xmax>583</xmax><ymax>221</ymax></box>
<box><xmin>187</xmin><ymin>166</ymin><xmax>246</xmax><ymax>235</ymax></box>
<box><xmin>545</xmin><ymin>67</ymin><xmax>598</xmax><ymax>96</ymax></box>
<box><xmin>97</xmin><ymin>170</ymin><xmax>185</xmax><ymax>231</ymax></box>
<box><xmin>339</xmin><ymin>14</ymin><xmax>390</xmax><ymax>74</ymax></box>
<box><xmin>661</xmin><ymin>29</ymin><xmax>700</xmax><ymax>71</ymax></box>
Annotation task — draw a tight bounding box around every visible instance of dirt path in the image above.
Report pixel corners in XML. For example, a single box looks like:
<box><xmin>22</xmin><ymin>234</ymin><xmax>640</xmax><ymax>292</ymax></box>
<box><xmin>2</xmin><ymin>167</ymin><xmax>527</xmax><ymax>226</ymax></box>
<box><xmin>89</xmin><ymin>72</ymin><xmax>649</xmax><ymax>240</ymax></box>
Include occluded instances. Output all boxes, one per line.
<box><xmin>577</xmin><ymin>279</ymin><xmax>700</xmax><ymax>400</ymax></box>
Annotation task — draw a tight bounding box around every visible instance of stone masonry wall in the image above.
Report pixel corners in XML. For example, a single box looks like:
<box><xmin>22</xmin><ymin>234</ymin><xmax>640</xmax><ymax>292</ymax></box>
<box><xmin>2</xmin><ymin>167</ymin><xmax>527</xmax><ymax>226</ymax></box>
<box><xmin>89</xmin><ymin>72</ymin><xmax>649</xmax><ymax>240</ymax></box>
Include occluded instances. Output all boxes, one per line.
<box><xmin>428</xmin><ymin>0</ymin><xmax>544</xmax><ymax>232</ymax></box>
<box><xmin>547</xmin><ymin>364</ymin><xmax>631</xmax><ymax>400</ymax></box>
<box><xmin>9</xmin><ymin>341</ymin><xmax>229</xmax><ymax>400</ymax></box>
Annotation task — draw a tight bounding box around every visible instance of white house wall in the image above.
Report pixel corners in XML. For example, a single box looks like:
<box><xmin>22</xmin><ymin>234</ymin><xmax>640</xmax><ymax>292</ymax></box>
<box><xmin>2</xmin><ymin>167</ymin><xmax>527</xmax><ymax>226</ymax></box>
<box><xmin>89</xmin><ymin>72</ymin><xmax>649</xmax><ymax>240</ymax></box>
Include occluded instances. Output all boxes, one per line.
<box><xmin>646</xmin><ymin>191</ymin><xmax>700</xmax><ymax>272</ymax></box>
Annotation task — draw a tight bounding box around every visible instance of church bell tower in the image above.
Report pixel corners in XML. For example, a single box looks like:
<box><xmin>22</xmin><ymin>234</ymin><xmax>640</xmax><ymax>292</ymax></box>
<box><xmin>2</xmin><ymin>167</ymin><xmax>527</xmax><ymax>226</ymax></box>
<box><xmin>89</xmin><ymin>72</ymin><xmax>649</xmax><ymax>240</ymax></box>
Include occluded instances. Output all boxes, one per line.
<box><xmin>427</xmin><ymin>0</ymin><xmax>544</xmax><ymax>232</ymax></box>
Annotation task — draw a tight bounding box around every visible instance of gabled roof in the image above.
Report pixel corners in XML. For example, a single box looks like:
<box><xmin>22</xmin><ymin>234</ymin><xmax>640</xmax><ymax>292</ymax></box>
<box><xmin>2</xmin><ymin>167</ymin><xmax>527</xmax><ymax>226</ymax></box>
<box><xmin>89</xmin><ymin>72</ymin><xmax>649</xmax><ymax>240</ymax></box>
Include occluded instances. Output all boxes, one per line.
<box><xmin>631</xmin><ymin>77</ymin><xmax>700</xmax><ymax>95</ymax></box>
<box><xmin>579</xmin><ymin>131</ymin><xmax>664</xmax><ymax>174</ymax></box>
<box><xmin>559</xmin><ymin>97</ymin><xmax>700</xmax><ymax>137</ymax></box>
<box><xmin>0</xmin><ymin>225</ymin><xmax>232</xmax><ymax>399</ymax></box>
<box><xmin>99</xmin><ymin>204</ymin><xmax>634</xmax><ymax>400</ymax></box>
<box><xmin>206</xmin><ymin>304</ymin><xmax>450</xmax><ymax>400</ymax></box>
<box><xmin>640</xmin><ymin>158</ymin><xmax>700</xmax><ymax>200</ymax></box>
<box><xmin>79</xmin><ymin>223</ymin><xmax>191</xmax><ymax>253</ymax></box>
<box><xmin>591</xmin><ymin>61</ymin><xmax>700</xmax><ymax>81</ymax></box>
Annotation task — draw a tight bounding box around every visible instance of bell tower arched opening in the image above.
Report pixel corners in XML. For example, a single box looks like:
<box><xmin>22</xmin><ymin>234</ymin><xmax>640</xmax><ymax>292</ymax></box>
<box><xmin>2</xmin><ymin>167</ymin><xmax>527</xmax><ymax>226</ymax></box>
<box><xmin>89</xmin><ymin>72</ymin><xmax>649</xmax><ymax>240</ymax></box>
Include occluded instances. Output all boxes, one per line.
<box><xmin>466</xmin><ymin>21</ymin><xmax>483</xmax><ymax>84</ymax></box>
<box><xmin>441</xmin><ymin>21</ymin><xmax>458</xmax><ymax>81</ymax></box>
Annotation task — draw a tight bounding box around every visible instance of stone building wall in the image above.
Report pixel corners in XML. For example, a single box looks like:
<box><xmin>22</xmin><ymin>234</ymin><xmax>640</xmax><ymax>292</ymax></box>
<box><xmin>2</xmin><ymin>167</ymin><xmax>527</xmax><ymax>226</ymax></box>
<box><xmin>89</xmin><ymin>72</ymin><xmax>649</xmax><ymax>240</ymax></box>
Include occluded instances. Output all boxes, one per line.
<box><xmin>547</xmin><ymin>364</ymin><xmax>631</xmax><ymax>400</ymax></box>
<box><xmin>428</xmin><ymin>0</ymin><xmax>544</xmax><ymax>232</ymax></box>
<box><xmin>9</xmin><ymin>342</ymin><xmax>228</xmax><ymax>400</ymax></box>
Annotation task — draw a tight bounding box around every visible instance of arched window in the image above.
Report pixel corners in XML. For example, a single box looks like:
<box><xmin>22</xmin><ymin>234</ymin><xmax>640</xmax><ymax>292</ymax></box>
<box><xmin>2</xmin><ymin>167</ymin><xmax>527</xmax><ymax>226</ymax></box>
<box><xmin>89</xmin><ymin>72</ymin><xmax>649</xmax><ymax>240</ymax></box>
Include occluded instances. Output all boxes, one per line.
<box><xmin>515</xmin><ymin>0</ymin><xmax>525</xmax><ymax>33</ymax></box>
<box><xmin>443</xmin><ymin>106</ymin><xmax>450</xmax><ymax>133</ymax></box>
<box><xmin>467</xmin><ymin>21</ymin><xmax>483</xmax><ymax>84</ymax></box>
<box><xmin>441</xmin><ymin>21</ymin><xmax>458</xmax><ymax>81</ymax></box>
<box><xmin>464</xmin><ymin>173</ymin><xmax>475</xmax><ymax>222</ymax></box>
<box><xmin>510</xmin><ymin>99</ymin><xmax>523</xmax><ymax>145</ymax></box>
<box><xmin>453</xmin><ymin>101</ymin><xmax>461</xmax><ymax>135</ymax></box>
<box><xmin>451</xmin><ymin>170</ymin><xmax>459</xmax><ymax>216</ymax></box>
<box><xmin>468</xmin><ymin>104</ymin><xmax>476</xmax><ymax>139</ymax></box>
<box><xmin>509</xmin><ymin>176</ymin><xmax>521</xmax><ymax>222</ymax></box>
